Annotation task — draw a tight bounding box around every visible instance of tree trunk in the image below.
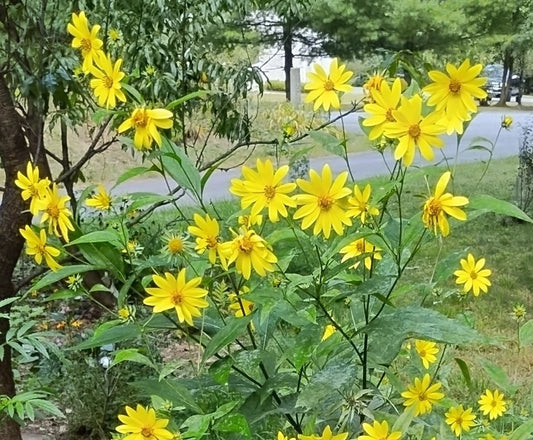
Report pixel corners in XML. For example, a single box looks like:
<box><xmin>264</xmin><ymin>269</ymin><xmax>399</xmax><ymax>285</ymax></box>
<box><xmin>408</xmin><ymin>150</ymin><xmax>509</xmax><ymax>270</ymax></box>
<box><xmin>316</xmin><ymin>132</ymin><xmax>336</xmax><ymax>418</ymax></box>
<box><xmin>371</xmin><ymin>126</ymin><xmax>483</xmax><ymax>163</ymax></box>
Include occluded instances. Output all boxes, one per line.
<box><xmin>283</xmin><ymin>19</ymin><xmax>293</xmax><ymax>101</ymax></box>
<box><xmin>0</xmin><ymin>75</ymin><xmax>33</xmax><ymax>440</ymax></box>
<box><xmin>497</xmin><ymin>53</ymin><xmax>513</xmax><ymax>106</ymax></box>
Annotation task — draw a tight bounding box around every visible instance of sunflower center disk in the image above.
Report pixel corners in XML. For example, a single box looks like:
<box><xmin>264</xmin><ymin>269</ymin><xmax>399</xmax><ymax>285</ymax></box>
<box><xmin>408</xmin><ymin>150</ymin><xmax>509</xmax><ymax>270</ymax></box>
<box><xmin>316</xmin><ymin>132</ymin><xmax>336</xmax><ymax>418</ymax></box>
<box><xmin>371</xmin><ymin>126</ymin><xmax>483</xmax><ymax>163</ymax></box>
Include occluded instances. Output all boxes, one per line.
<box><xmin>238</xmin><ymin>236</ymin><xmax>254</xmax><ymax>254</ymax></box>
<box><xmin>427</xmin><ymin>199</ymin><xmax>441</xmax><ymax>216</ymax></box>
<box><xmin>318</xmin><ymin>195</ymin><xmax>334</xmax><ymax>211</ymax></box>
<box><xmin>47</xmin><ymin>205</ymin><xmax>60</xmax><ymax>218</ymax></box>
<box><xmin>171</xmin><ymin>291</ymin><xmax>183</xmax><ymax>305</ymax></box>
<box><xmin>449</xmin><ymin>79</ymin><xmax>461</xmax><ymax>93</ymax></box>
<box><xmin>263</xmin><ymin>185</ymin><xmax>276</xmax><ymax>200</ymax></box>
<box><xmin>141</xmin><ymin>427</ymin><xmax>154</xmax><ymax>438</ymax></box>
<box><xmin>206</xmin><ymin>236</ymin><xmax>218</xmax><ymax>249</ymax></box>
<box><xmin>385</xmin><ymin>108</ymin><xmax>395</xmax><ymax>122</ymax></box>
<box><xmin>168</xmin><ymin>238</ymin><xmax>183</xmax><ymax>253</ymax></box>
<box><xmin>408</xmin><ymin>124</ymin><xmax>421</xmax><ymax>139</ymax></box>
<box><xmin>104</xmin><ymin>76</ymin><xmax>114</xmax><ymax>89</ymax></box>
<box><xmin>133</xmin><ymin>110</ymin><xmax>149</xmax><ymax>128</ymax></box>
<box><xmin>470</xmin><ymin>271</ymin><xmax>478</xmax><ymax>280</ymax></box>
<box><xmin>81</xmin><ymin>38</ymin><xmax>92</xmax><ymax>53</ymax></box>
<box><xmin>324</xmin><ymin>79</ymin><xmax>335</xmax><ymax>91</ymax></box>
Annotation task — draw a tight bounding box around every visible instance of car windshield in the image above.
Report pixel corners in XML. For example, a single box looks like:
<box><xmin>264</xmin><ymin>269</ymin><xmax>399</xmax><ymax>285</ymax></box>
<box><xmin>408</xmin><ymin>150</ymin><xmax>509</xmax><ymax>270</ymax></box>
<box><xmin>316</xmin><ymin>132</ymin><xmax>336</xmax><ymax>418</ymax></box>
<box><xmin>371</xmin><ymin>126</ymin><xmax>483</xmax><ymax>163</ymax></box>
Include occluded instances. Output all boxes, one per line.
<box><xmin>483</xmin><ymin>64</ymin><xmax>504</xmax><ymax>80</ymax></box>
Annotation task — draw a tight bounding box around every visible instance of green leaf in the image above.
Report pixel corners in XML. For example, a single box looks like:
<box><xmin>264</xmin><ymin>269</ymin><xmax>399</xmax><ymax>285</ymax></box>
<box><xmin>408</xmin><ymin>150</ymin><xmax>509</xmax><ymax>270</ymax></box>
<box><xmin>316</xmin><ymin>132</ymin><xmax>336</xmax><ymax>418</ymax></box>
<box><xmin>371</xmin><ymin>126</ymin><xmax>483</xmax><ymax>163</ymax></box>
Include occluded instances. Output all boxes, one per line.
<box><xmin>166</xmin><ymin>90</ymin><xmax>209</xmax><ymax>110</ymax></box>
<box><xmin>454</xmin><ymin>358</ymin><xmax>473</xmax><ymax>392</ymax></box>
<box><xmin>133</xmin><ymin>378</ymin><xmax>203</xmax><ymax>414</ymax></box>
<box><xmin>363</xmin><ymin>306</ymin><xmax>485</xmax><ymax>364</ymax></box>
<box><xmin>214</xmin><ymin>413</ymin><xmax>250</xmax><ymax>437</ymax></box>
<box><xmin>127</xmin><ymin>192</ymin><xmax>173</xmax><ymax>210</ymax></box>
<box><xmin>519</xmin><ymin>319</ymin><xmax>533</xmax><ymax>347</ymax></box>
<box><xmin>0</xmin><ymin>297</ymin><xmax>19</xmax><ymax>309</ymax></box>
<box><xmin>110</xmin><ymin>348</ymin><xmax>155</xmax><ymax>369</ymax></box>
<box><xmin>392</xmin><ymin>405</ymin><xmax>416</xmax><ymax>433</ymax></box>
<box><xmin>160</xmin><ymin>137</ymin><xmax>202</xmax><ymax>199</ymax></box>
<box><xmin>31</xmin><ymin>265</ymin><xmax>104</xmax><ymax>292</ymax></box>
<box><xmin>309</xmin><ymin>131</ymin><xmax>344</xmax><ymax>157</ymax></box>
<box><xmin>478</xmin><ymin>358</ymin><xmax>518</xmax><ymax>394</ymax></box>
<box><xmin>77</xmin><ymin>242</ymin><xmax>125</xmax><ymax>280</ymax></box>
<box><xmin>469</xmin><ymin>195</ymin><xmax>533</xmax><ymax>223</ymax></box>
<box><xmin>121</xmin><ymin>83</ymin><xmax>144</xmax><ymax>104</ymax></box>
<box><xmin>202</xmin><ymin>314</ymin><xmax>254</xmax><ymax>362</ymax></box>
<box><xmin>71</xmin><ymin>323</ymin><xmax>140</xmax><ymax>350</ymax></box>
<box><xmin>66</xmin><ymin>230</ymin><xmax>122</xmax><ymax>247</ymax></box>
<box><xmin>509</xmin><ymin>418</ymin><xmax>533</xmax><ymax>440</ymax></box>
<box><xmin>45</xmin><ymin>289</ymin><xmax>80</xmax><ymax>302</ymax></box>
<box><xmin>114</xmin><ymin>166</ymin><xmax>154</xmax><ymax>186</ymax></box>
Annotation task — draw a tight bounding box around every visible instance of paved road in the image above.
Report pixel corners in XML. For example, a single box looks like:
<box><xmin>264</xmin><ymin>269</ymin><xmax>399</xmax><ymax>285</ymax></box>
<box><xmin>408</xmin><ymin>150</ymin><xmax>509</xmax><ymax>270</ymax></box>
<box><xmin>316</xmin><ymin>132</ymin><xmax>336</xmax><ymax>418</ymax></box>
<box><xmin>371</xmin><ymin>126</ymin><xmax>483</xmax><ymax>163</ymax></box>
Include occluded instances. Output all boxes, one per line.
<box><xmin>114</xmin><ymin>107</ymin><xmax>533</xmax><ymax>203</ymax></box>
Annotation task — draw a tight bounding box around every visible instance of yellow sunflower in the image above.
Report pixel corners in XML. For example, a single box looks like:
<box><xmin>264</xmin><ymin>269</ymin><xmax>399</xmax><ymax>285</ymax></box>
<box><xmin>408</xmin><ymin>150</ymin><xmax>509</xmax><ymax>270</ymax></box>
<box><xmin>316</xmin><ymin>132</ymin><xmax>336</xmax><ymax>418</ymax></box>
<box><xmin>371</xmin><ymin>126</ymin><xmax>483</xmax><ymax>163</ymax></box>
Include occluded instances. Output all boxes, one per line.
<box><xmin>363</xmin><ymin>78</ymin><xmax>403</xmax><ymax>140</ymax></box>
<box><xmin>445</xmin><ymin>405</ymin><xmax>476</xmax><ymax>437</ymax></box>
<box><xmin>34</xmin><ymin>183</ymin><xmax>75</xmax><ymax>243</ymax></box>
<box><xmin>454</xmin><ymin>253</ymin><xmax>492</xmax><ymax>296</ymax></box>
<box><xmin>299</xmin><ymin>425</ymin><xmax>348</xmax><ymax>440</ymax></box>
<box><xmin>89</xmin><ymin>52</ymin><xmax>126</xmax><ymax>109</ymax></box>
<box><xmin>230</xmin><ymin>158</ymin><xmax>297</xmax><ymax>222</ymax></box>
<box><xmin>118</xmin><ymin>107</ymin><xmax>173</xmax><ymax>151</ymax></box>
<box><xmin>363</xmin><ymin>71</ymin><xmax>387</xmax><ymax>101</ymax></box>
<box><xmin>347</xmin><ymin>183</ymin><xmax>380</xmax><ymax>224</ymax></box>
<box><xmin>116</xmin><ymin>404</ymin><xmax>173</xmax><ymax>440</ymax></box>
<box><xmin>293</xmin><ymin>164</ymin><xmax>352</xmax><ymax>239</ymax></box>
<box><xmin>424</xmin><ymin>59</ymin><xmax>487</xmax><ymax>134</ymax></box>
<box><xmin>67</xmin><ymin>11</ymin><xmax>104</xmax><ymax>73</ymax></box>
<box><xmin>304</xmin><ymin>58</ymin><xmax>353</xmax><ymax>111</ymax></box>
<box><xmin>85</xmin><ymin>184</ymin><xmax>112</xmax><ymax>210</ymax></box>
<box><xmin>19</xmin><ymin>226</ymin><xmax>61</xmax><ymax>271</ymax></box>
<box><xmin>385</xmin><ymin>95</ymin><xmax>446</xmax><ymax>167</ymax></box>
<box><xmin>187</xmin><ymin>213</ymin><xmax>229</xmax><ymax>267</ymax></box>
<box><xmin>401</xmin><ymin>373</ymin><xmax>444</xmax><ymax>416</ymax></box>
<box><xmin>226</xmin><ymin>229</ymin><xmax>277</xmax><ymax>280</ymax></box>
<box><xmin>414</xmin><ymin>340</ymin><xmax>439</xmax><ymax>369</ymax></box>
<box><xmin>14</xmin><ymin>162</ymin><xmax>51</xmax><ymax>215</ymax></box>
<box><xmin>478</xmin><ymin>389</ymin><xmax>507</xmax><ymax>420</ymax></box>
<box><xmin>358</xmin><ymin>420</ymin><xmax>401</xmax><ymax>440</ymax></box>
<box><xmin>422</xmin><ymin>171</ymin><xmax>468</xmax><ymax>237</ymax></box>
<box><xmin>144</xmin><ymin>269</ymin><xmax>208</xmax><ymax>326</ymax></box>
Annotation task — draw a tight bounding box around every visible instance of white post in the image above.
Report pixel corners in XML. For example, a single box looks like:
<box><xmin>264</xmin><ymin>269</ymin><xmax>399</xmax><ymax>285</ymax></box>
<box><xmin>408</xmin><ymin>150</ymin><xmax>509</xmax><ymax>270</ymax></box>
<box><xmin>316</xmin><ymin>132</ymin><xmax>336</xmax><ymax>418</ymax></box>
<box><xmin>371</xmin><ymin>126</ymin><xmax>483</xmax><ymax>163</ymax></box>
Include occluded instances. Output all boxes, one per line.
<box><xmin>290</xmin><ymin>67</ymin><xmax>301</xmax><ymax>105</ymax></box>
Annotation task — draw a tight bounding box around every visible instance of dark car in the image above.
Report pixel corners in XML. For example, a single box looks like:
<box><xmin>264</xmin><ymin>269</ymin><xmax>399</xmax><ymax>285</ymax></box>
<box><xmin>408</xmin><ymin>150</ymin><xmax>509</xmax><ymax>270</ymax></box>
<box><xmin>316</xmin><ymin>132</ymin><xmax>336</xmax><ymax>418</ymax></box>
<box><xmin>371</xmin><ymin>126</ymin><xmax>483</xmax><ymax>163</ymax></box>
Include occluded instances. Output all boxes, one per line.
<box><xmin>480</xmin><ymin>64</ymin><xmax>521</xmax><ymax>105</ymax></box>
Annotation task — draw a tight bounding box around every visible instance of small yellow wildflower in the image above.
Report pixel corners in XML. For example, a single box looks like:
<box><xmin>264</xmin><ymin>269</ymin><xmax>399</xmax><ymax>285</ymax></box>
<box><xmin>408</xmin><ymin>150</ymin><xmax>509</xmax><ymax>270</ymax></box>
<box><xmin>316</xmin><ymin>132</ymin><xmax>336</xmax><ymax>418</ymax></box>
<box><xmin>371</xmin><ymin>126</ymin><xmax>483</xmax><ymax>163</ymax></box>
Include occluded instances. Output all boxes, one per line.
<box><xmin>478</xmin><ymin>389</ymin><xmax>507</xmax><ymax>420</ymax></box>
<box><xmin>304</xmin><ymin>58</ymin><xmax>353</xmax><ymax>111</ymax></box>
<box><xmin>445</xmin><ymin>405</ymin><xmax>476</xmax><ymax>437</ymax></box>
<box><xmin>454</xmin><ymin>253</ymin><xmax>491</xmax><ymax>296</ymax></box>
<box><xmin>401</xmin><ymin>374</ymin><xmax>444</xmax><ymax>416</ymax></box>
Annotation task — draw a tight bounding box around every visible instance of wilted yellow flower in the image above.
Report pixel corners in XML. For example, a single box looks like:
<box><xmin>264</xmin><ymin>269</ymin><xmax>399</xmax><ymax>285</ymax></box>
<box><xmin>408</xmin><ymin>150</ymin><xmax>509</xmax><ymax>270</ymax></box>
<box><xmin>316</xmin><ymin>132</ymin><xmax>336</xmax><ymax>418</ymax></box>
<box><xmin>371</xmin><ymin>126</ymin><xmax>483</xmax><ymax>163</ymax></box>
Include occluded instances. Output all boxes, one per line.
<box><xmin>86</xmin><ymin>184</ymin><xmax>112</xmax><ymax>210</ymax></box>
<box><xmin>422</xmin><ymin>171</ymin><xmax>468</xmax><ymax>237</ymax></box>
<box><xmin>230</xmin><ymin>159</ymin><xmax>296</xmax><ymax>223</ymax></box>
<box><xmin>108</xmin><ymin>28</ymin><xmax>121</xmax><ymax>42</ymax></box>
<box><xmin>385</xmin><ymin>95</ymin><xmax>446</xmax><ymax>167</ymax></box>
<box><xmin>67</xmin><ymin>11</ymin><xmax>104</xmax><ymax>73</ymax></box>
<box><xmin>414</xmin><ymin>340</ymin><xmax>439</xmax><ymax>369</ymax></box>
<box><xmin>513</xmin><ymin>304</ymin><xmax>526</xmax><ymax>321</ymax></box>
<box><xmin>501</xmin><ymin>115</ymin><xmax>513</xmax><ymax>129</ymax></box>
<box><xmin>118</xmin><ymin>107</ymin><xmax>173</xmax><ymax>151</ymax></box>
<box><xmin>454</xmin><ymin>253</ymin><xmax>491</xmax><ymax>296</ymax></box>
<box><xmin>401</xmin><ymin>374</ymin><xmax>444</xmax><ymax>416</ymax></box>
<box><xmin>340</xmin><ymin>238</ymin><xmax>382</xmax><ymax>270</ymax></box>
<box><xmin>304</xmin><ymin>58</ymin><xmax>353</xmax><ymax>111</ymax></box>
<box><xmin>445</xmin><ymin>405</ymin><xmax>476</xmax><ymax>436</ymax></box>
<box><xmin>90</xmin><ymin>53</ymin><xmax>126</xmax><ymax>109</ymax></box>
<box><xmin>321</xmin><ymin>324</ymin><xmax>336</xmax><ymax>341</ymax></box>
<box><xmin>478</xmin><ymin>389</ymin><xmax>507</xmax><ymax>420</ymax></box>
<box><xmin>144</xmin><ymin>269</ymin><xmax>208</xmax><ymax>326</ymax></box>
<box><xmin>116</xmin><ymin>404</ymin><xmax>173</xmax><ymax>440</ymax></box>
<box><xmin>228</xmin><ymin>287</ymin><xmax>254</xmax><ymax>318</ymax></box>
<box><xmin>293</xmin><ymin>164</ymin><xmax>352</xmax><ymax>239</ymax></box>
<box><xmin>15</xmin><ymin>162</ymin><xmax>51</xmax><ymax>215</ymax></box>
<box><xmin>363</xmin><ymin>72</ymin><xmax>387</xmax><ymax>100</ymax></box>
<box><xmin>19</xmin><ymin>226</ymin><xmax>62</xmax><ymax>271</ymax></box>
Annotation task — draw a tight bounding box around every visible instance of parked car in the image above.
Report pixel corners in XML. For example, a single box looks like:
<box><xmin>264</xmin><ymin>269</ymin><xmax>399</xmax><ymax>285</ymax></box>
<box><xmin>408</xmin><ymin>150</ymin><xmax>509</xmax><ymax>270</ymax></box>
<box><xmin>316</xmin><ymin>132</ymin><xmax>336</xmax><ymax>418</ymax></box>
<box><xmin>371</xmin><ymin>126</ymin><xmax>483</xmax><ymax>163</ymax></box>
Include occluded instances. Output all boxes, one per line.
<box><xmin>480</xmin><ymin>64</ymin><xmax>521</xmax><ymax>105</ymax></box>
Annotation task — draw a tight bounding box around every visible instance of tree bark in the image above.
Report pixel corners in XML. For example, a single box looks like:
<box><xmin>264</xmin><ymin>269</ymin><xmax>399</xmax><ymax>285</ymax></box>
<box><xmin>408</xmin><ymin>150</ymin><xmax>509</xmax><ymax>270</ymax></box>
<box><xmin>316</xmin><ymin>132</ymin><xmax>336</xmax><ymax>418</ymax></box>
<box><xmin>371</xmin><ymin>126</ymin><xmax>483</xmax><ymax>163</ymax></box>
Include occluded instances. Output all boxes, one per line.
<box><xmin>0</xmin><ymin>74</ymin><xmax>32</xmax><ymax>440</ymax></box>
